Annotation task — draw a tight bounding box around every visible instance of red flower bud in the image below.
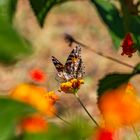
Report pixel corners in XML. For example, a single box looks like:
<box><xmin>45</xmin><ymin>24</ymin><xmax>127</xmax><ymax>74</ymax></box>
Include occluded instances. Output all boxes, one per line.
<box><xmin>121</xmin><ymin>33</ymin><xmax>136</xmax><ymax>57</ymax></box>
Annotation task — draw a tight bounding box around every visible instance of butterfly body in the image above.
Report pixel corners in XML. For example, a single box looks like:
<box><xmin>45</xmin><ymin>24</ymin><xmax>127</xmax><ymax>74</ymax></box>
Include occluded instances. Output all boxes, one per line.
<box><xmin>52</xmin><ymin>46</ymin><xmax>84</xmax><ymax>82</ymax></box>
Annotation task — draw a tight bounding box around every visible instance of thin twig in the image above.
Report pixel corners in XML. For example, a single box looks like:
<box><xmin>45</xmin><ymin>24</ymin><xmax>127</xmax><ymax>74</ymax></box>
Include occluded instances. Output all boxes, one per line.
<box><xmin>75</xmin><ymin>92</ymin><xmax>99</xmax><ymax>127</ymax></box>
<box><xmin>50</xmin><ymin>110</ymin><xmax>71</xmax><ymax>125</ymax></box>
<box><xmin>54</xmin><ymin>112</ymin><xmax>71</xmax><ymax>125</ymax></box>
<box><xmin>132</xmin><ymin>124</ymin><xmax>140</xmax><ymax>140</ymax></box>
<box><xmin>65</xmin><ymin>34</ymin><xmax>134</xmax><ymax>69</ymax></box>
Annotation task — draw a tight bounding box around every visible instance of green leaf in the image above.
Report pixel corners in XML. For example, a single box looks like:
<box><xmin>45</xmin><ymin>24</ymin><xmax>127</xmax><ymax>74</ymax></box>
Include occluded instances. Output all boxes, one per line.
<box><xmin>23</xmin><ymin>132</ymin><xmax>50</xmax><ymax>140</ymax></box>
<box><xmin>29</xmin><ymin>0</ymin><xmax>70</xmax><ymax>27</ymax></box>
<box><xmin>0</xmin><ymin>0</ymin><xmax>17</xmax><ymax>23</ymax></box>
<box><xmin>119</xmin><ymin>0</ymin><xmax>140</xmax><ymax>51</ymax></box>
<box><xmin>91</xmin><ymin>0</ymin><xmax>140</xmax><ymax>50</ymax></box>
<box><xmin>0</xmin><ymin>0</ymin><xmax>32</xmax><ymax>64</ymax></box>
<box><xmin>23</xmin><ymin>124</ymin><xmax>72</xmax><ymax>140</ymax></box>
<box><xmin>128</xmin><ymin>16</ymin><xmax>140</xmax><ymax>51</ymax></box>
<box><xmin>0</xmin><ymin>18</ymin><xmax>32</xmax><ymax>64</ymax></box>
<box><xmin>133</xmin><ymin>63</ymin><xmax>140</xmax><ymax>74</ymax></box>
<box><xmin>133</xmin><ymin>19</ymin><xmax>140</xmax><ymax>52</ymax></box>
<box><xmin>0</xmin><ymin>97</ymin><xmax>36</xmax><ymax>140</ymax></box>
<box><xmin>97</xmin><ymin>73</ymin><xmax>133</xmax><ymax>97</ymax></box>
<box><xmin>90</xmin><ymin>0</ymin><xmax>125</xmax><ymax>49</ymax></box>
<box><xmin>125</xmin><ymin>14</ymin><xmax>140</xmax><ymax>52</ymax></box>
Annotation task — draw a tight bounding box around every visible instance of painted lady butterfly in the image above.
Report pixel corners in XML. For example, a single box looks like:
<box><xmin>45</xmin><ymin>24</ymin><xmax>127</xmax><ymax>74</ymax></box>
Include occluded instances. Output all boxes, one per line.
<box><xmin>52</xmin><ymin>45</ymin><xmax>85</xmax><ymax>82</ymax></box>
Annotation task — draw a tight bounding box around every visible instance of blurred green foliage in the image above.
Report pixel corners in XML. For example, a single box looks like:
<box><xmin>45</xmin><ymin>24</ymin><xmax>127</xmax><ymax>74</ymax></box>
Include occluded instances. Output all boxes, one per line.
<box><xmin>0</xmin><ymin>19</ymin><xmax>32</xmax><ymax>64</ymax></box>
<box><xmin>29</xmin><ymin>0</ymin><xmax>71</xmax><ymax>27</ymax></box>
<box><xmin>91</xmin><ymin>0</ymin><xmax>125</xmax><ymax>49</ymax></box>
<box><xmin>0</xmin><ymin>97</ymin><xmax>36</xmax><ymax>140</ymax></box>
<box><xmin>0</xmin><ymin>0</ymin><xmax>32</xmax><ymax>64</ymax></box>
<box><xmin>97</xmin><ymin>73</ymin><xmax>133</xmax><ymax>97</ymax></box>
<box><xmin>97</xmin><ymin>62</ymin><xmax>140</xmax><ymax>97</ymax></box>
<box><xmin>0</xmin><ymin>0</ymin><xmax>17</xmax><ymax>23</ymax></box>
<box><xmin>0</xmin><ymin>100</ymin><xmax>93</xmax><ymax>140</ymax></box>
<box><xmin>91</xmin><ymin>0</ymin><xmax>140</xmax><ymax>50</ymax></box>
<box><xmin>22</xmin><ymin>117</ymin><xmax>93</xmax><ymax>140</ymax></box>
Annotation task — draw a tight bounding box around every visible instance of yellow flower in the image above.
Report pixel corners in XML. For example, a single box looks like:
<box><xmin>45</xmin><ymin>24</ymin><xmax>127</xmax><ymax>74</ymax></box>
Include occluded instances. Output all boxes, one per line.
<box><xmin>59</xmin><ymin>79</ymin><xmax>84</xmax><ymax>93</ymax></box>
<box><xmin>10</xmin><ymin>83</ymin><xmax>58</xmax><ymax>117</ymax></box>
<box><xmin>98</xmin><ymin>83</ymin><xmax>140</xmax><ymax>129</ymax></box>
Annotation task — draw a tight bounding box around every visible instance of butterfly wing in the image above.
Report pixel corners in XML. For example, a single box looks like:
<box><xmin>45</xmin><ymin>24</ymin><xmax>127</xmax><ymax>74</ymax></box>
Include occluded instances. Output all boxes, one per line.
<box><xmin>75</xmin><ymin>58</ymin><xmax>85</xmax><ymax>79</ymax></box>
<box><xmin>52</xmin><ymin>56</ymin><xmax>64</xmax><ymax>72</ymax></box>
<box><xmin>64</xmin><ymin>46</ymin><xmax>81</xmax><ymax>73</ymax></box>
<box><xmin>52</xmin><ymin>56</ymin><xmax>66</xmax><ymax>80</ymax></box>
<box><xmin>64</xmin><ymin>46</ymin><xmax>85</xmax><ymax>79</ymax></box>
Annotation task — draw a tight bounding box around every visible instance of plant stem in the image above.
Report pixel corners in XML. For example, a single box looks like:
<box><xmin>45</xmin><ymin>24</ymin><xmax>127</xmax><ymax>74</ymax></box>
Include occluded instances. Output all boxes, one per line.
<box><xmin>132</xmin><ymin>124</ymin><xmax>140</xmax><ymax>140</ymax></box>
<box><xmin>75</xmin><ymin>92</ymin><xmax>99</xmax><ymax>127</ymax></box>
<box><xmin>54</xmin><ymin>113</ymin><xmax>71</xmax><ymax>125</ymax></box>
<box><xmin>65</xmin><ymin>34</ymin><xmax>134</xmax><ymax>69</ymax></box>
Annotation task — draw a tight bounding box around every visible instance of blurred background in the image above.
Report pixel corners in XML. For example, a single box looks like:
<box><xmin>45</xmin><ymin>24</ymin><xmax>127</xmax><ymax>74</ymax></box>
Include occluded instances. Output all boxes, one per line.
<box><xmin>0</xmin><ymin>0</ymin><xmax>140</xmax><ymax>139</ymax></box>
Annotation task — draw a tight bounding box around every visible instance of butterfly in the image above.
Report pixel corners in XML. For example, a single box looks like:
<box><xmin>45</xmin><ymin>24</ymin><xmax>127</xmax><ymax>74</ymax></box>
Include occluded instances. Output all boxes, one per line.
<box><xmin>52</xmin><ymin>45</ymin><xmax>85</xmax><ymax>82</ymax></box>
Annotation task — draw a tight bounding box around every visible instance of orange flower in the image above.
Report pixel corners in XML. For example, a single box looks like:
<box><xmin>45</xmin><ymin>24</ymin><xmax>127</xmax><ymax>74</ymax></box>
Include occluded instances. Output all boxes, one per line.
<box><xmin>29</xmin><ymin>68</ymin><xmax>46</xmax><ymax>83</ymax></box>
<box><xmin>45</xmin><ymin>91</ymin><xmax>59</xmax><ymax>105</ymax></box>
<box><xmin>10</xmin><ymin>83</ymin><xmax>58</xmax><ymax>116</ymax></box>
<box><xmin>98</xmin><ymin>83</ymin><xmax>140</xmax><ymax>129</ymax></box>
<box><xmin>121</xmin><ymin>33</ymin><xmax>136</xmax><ymax>57</ymax></box>
<box><xmin>21</xmin><ymin>115</ymin><xmax>47</xmax><ymax>133</ymax></box>
<box><xmin>59</xmin><ymin>79</ymin><xmax>84</xmax><ymax>93</ymax></box>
